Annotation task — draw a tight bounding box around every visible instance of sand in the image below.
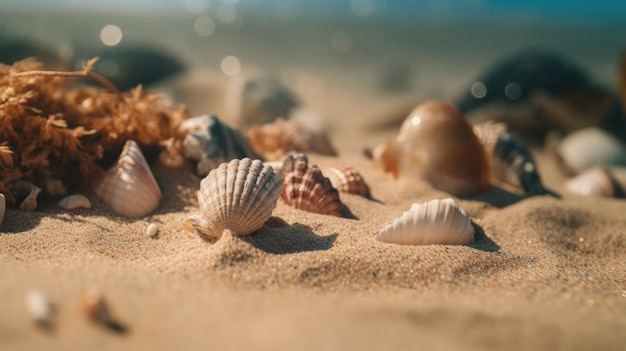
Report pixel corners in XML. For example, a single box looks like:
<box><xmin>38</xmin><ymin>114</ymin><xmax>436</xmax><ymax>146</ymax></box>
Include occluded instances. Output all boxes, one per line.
<box><xmin>2</xmin><ymin>9</ymin><xmax>626</xmax><ymax>351</ymax></box>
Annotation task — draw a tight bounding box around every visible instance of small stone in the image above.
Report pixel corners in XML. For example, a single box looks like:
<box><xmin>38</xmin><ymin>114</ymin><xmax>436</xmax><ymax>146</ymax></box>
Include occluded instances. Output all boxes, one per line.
<box><xmin>25</xmin><ymin>289</ymin><xmax>54</xmax><ymax>327</ymax></box>
<box><xmin>146</xmin><ymin>223</ymin><xmax>159</xmax><ymax>238</ymax></box>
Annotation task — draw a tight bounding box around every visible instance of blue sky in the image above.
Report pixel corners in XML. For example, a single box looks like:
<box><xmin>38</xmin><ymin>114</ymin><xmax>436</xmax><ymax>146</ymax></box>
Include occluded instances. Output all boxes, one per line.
<box><xmin>2</xmin><ymin>0</ymin><xmax>625</xmax><ymax>24</ymax></box>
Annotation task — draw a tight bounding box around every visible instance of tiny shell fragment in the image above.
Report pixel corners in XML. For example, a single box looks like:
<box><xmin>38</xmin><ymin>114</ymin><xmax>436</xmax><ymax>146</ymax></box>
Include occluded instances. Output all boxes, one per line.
<box><xmin>59</xmin><ymin>194</ymin><xmax>92</xmax><ymax>210</ymax></box>
<box><xmin>26</xmin><ymin>290</ymin><xmax>54</xmax><ymax>327</ymax></box>
<box><xmin>81</xmin><ymin>288</ymin><xmax>111</xmax><ymax>325</ymax></box>
<box><xmin>146</xmin><ymin>223</ymin><xmax>159</xmax><ymax>238</ymax></box>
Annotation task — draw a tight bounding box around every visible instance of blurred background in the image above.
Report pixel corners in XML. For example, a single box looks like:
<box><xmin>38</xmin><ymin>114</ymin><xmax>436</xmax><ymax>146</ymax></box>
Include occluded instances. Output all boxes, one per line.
<box><xmin>1</xmin><ymin>0</ymin><xmax>625</xmax><ymax>132</ymax></box>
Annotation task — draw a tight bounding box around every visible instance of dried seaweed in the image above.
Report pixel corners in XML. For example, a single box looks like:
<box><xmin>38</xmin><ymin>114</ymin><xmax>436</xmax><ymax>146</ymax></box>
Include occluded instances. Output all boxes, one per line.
<box><xmin>0</xmin><ymin>58</ymin><xmax>187</xmax><ymax>205</ymax></box>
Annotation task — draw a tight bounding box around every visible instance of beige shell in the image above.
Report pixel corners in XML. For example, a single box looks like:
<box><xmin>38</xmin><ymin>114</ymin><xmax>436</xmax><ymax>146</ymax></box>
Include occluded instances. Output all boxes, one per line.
<box><xmin>25</xmin><ymin>290</ymin><xmax>54</xmax><ymax>327</ymax></box>
<box><xmin>58</xmin><ymin>194</ymin><xmax>91</xmax><ymax>210</ymax></box>
<box><xmin>372</xmin><ymin>101</ymin><xmax>490</xmax><ymax>197</ymax></box>
<box><xmin>281</xmin><ymin>153</ymin><xmax>344</xmax><ymax>217</ymax></box>
<box><xmin>12</xmin><ymin>181</ymin><xmax>41</xmax><ymax>211</ymax></box>
<box><xmin>93</xmin><ymin>140</ymin><xmax>162</xmax><ymax>218</ymax></box>
<box><xmin>183</xmin><ymin>158</ymin><xmax>282</xmax><ymax>240</ymax></box>
<box><xmin>81</xmin><ymin>288</ymin><xmax>111</xmax><ymax>325</ymax></box>
<box><xmin>565</xmin><ymin>166</ymin><xmax>626</xmax><ymax>198</ymax></box>
<box><xmin>320</xmin><ymin>162</ymin><xmax>370</xmax><ymax>198</ymax></box>
<box><xmin>246</xmin><ymin>110</ymin><xmax>338</xmax><ymax>161</ymax></box>
<box><xmin>555</xmin><ymin>127</ymin><xmax>626</xmax><ymax>174</ymax></box>
<box><xmin>375</xmin><ymin>198</ymin><xmax>475</xmax><ymax>246</ymax></box>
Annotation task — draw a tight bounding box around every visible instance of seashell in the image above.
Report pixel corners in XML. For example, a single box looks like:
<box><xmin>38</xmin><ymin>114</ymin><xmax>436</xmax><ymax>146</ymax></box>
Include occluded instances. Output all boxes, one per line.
<box><xmin>180</xmin><ymin>115</ymin><xmax>262</xmax><ymax>176</ymax></box>
<box><xmin>375</xmin><ymin>198</ymin><xmax>475</xmax><ymax>246</ymax></box>
<box><xmin>473</xmin><ymin>121</ymin><xmax>549</xmax><ymax>196</ymax></box>
<box><xmin>565</xmin><ymin>166</ymin><xmax>626</xmax><ymax>198</ymax></box>
<box><xmin>12</xmin><ymin>181</ymin><xmax>42</xmax><ymax>211</ymax></box>
<box><xmin>281</xmin><ymin>153</ymin><xmax>344</xmax><ymax>217</ymax></box>
<box><xmin>246</xmin><ymin>109</ymin><xmax>338</xmax><ymax>161</ymax></box>
<box><xmin>80</xmin><ymin>288</ymin><xmax>111</xmax><ymax>325</ymax></box>
<box><xmin>183</xmin><ymin>158</ymin><xmax>282</xmax><ymax>240</ymax></box>
<box><xmin>146</xmin><ymin>222</ymin><xmax>159</xmax><ymax>238</ymax></box>
<box><xmin>93</xmin><ymin>140</ymin><xmax>162</xmax><ymax>218</ymax></box>
<box><xmin>25</xmin><ymin>289</ymin><xmax>54</xmax><ymax>327</ymax></box>
<box><xmin>320</xmin><ymin>162</ymin><xmax>370</xmax><ymax>198</ymax></box>
<box><xmin>58</xmin><ymin>194</ymin><xmax>91</xmax><ymax>210</ymax></box>
<box><xmin>552</xmin><ymin>127</ymin><xmax>626</xmax><ymax>175</ymax></box>
<box><xmin>0</xmin><ymin>193</ymin><xmax>5</xmax><ymax>226</ymax></box>
<box><xmin>372</xmin><ymin>100</ymin><xmax>490</xmax><ymax>197</ymax></box>
<box><xmin>225</xmin><ymin>74</ymin><xmax>299</xmax><ymax>127</ymax></box>
<box><xmin>263</xmin><ymin>160</ymin><xmax>283</xmax><ymax>174</ymax></box>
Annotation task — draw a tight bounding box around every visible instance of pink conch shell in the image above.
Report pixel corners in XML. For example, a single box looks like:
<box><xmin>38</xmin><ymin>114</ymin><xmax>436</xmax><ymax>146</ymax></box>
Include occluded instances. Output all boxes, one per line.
<box><xmin>94</xmin><ymin>140</ymin><xmax>162</xmax><ymax>217</ymax></box>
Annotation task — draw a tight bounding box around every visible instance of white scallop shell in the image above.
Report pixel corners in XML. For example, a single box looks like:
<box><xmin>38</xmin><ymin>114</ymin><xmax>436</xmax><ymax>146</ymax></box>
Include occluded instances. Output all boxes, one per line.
<box><xmin>184</xmin><ymin>158</ymin><xmax>283</xmax><ymax>239</ymax></box>
<box><xmin>58</xmin><ymin>194</ymin><xmax>91</xmax><ymax>210</ymax></box>
<box><xmin>558</xmin><ymin>128</ymin><xmax>626</xmax><ymax>174</ymax></box>
<box><xmin>376</xmin><ymin>198</ymin><xmax>475</xmax><ymax>246</ymax></box>
<box><xmin>94</xmin><ymin>140</ymin><xmax>162</xmax><ymax>218</ymax></box>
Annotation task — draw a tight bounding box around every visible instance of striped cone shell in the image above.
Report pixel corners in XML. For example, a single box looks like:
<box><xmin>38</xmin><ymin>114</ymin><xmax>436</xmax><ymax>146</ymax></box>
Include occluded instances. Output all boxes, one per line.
<box><xmin>184</xmin><ymin>158</ymin><xmax>282</xmax><ymax>239</ymax></box>
<box><xmin>281</xmin><ymin>153</ymin><xmax>343</xmax><ymax>217</ymax></box>
<box><xmin>94</xmin><ymin>140</ymin><xmax>161</xmax><ymax>217</ymax></box>
<box><xmin>376</xmin><ymin>198</ymin><xmax>474</xmax><ymax>246</ymax></box>
<box><xmin>320</xmin><ymin>162</ymin><xmax>370</xmax><ymax>198</ymax></box>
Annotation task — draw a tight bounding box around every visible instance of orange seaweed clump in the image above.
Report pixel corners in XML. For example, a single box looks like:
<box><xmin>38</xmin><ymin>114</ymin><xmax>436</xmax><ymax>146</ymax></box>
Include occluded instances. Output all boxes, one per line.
<box><xmin>0</xmin><ymin>58</ymin><xmax>187</xmax><ymax>206</ymax></box>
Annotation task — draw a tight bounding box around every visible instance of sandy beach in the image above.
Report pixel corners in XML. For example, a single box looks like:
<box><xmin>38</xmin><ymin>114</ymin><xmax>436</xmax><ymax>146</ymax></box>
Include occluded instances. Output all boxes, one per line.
<box><xmin>1</xmin><ymin>8</ymin><xmax>626</xmax><ymax>351</ymax></box>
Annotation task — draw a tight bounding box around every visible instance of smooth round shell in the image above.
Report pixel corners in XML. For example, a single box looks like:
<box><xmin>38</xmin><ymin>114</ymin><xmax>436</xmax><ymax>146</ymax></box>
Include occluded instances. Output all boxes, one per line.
<box><xmin>565</xmin><ymin>166</ymin><xmax>626</xmax><ymax>198</ymax></box>
<box><xmin>374</xmin><ymin>101</ymin><xmax>490</xmax><ymax>197</ymax></box>
<box><xmin>281</xmin><ymin>153</ymin><xmax>344</xmax><ymax>217</ymax></box>
<box><xmin>376</xmin><ymin>198</ymin><xmax>475</xmax><ymax>246</ymax></box>
<box><xmin>557</xmin><ymin>127</ymin><xmax>626</xmax><ymax>174</ymax></box>
<box><xmin>58</xmin><ymin>194</ymin><xmax>91</xmax><ymax>210</ymax></box>
<box><xmin>320</xmin><ymin>163</ymin><xmax>370</xmax><ymax>198</ymax></box>
<box><xmin>185</xmin><ymin>158</ymin><xmax>283</xmax><ymax>239</ymax></box>
<box><xmin>93</xmin><ymin>140</ymin><xmax>162</xmax><ymax>218</ymax></box>
<box><xmin>25</xmin><ymin>290</ymin><xmax>54</xmax><ymax>326</ymax></box>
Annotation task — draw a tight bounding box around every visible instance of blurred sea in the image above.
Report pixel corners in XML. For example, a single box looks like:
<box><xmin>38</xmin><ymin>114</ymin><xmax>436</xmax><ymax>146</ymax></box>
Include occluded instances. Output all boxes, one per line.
<box><xmin>1</xmin><ymin>7</ymin><xmax>624</xmax><ymax>120</ymax></box>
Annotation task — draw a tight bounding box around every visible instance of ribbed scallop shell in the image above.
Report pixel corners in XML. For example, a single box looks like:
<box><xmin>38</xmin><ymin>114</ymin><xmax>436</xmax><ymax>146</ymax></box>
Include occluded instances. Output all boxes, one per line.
<box><xmin>372</xmin><ymin>101</ymin><xmax>490</xmax><ymax>197</ymax></box>
<box><xmin>320</xmin><ymin>163</ymin><xmax>370</xmax><ymax>198</ymax></box>
<box><xmin>184</xmin><ymin>158</ymin><xmax>283</xmax><ymax>239</ymax></box>
<box><xmin>246</xmin><ymin>110</ymin><xmax>338</xmax><ymax>161</ymax></box>
<box><xmin>93</xmin><ymin>140</ymin><xmax>161</xmax><ymax>218</ymax></box>
<box><xmin>181</xmin><ymin>115</ymin><xmax>262</xmax><ymax>176</ymax></box>
<box><xmin>376</xmin><ymin>198</ymin><xmax>475</xmax><ymax>246</ymax></box>
<box><xmin>281</xmin><ymin>153</ymin><xmax>344</xmax><ymax>217</ymax></box>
